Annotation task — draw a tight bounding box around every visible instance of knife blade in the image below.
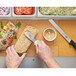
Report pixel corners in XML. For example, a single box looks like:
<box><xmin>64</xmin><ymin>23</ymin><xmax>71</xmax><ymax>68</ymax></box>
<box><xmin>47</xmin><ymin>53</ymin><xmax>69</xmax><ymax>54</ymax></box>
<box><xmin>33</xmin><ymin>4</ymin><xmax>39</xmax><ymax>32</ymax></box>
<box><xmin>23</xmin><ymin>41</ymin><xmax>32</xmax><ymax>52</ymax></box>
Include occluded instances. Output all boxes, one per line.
<box><xmin>49</xmin><ymin>19</ymin><xmax>76</xmax><ymax>49</ymax></box>
<box><xmin>24</xmin><ymin>31</ymin><xmax>36</xmax><ymax>43</ymax></box>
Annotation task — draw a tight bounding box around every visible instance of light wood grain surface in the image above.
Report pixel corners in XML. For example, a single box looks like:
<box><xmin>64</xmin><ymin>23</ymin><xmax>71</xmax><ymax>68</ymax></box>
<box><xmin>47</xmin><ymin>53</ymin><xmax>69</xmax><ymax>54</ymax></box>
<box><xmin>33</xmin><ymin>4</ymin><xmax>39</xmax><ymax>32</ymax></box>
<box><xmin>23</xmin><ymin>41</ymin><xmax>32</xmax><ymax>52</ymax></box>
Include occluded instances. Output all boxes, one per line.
<box><xmin>0</xmin><ymin>20</ymin><xmax>76</xmax><ymax>56</ymax></box>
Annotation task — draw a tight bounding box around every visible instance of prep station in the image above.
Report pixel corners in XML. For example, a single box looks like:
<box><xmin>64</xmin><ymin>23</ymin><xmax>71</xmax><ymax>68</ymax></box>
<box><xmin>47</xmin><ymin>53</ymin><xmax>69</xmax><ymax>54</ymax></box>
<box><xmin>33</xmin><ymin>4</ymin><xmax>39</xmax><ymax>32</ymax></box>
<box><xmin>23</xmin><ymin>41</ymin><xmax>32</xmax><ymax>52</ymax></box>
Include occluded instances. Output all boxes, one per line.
<box><xmin>0</xmin><ymin>7</ymin><xmax>76</xmax><ymax>68</ymax></box>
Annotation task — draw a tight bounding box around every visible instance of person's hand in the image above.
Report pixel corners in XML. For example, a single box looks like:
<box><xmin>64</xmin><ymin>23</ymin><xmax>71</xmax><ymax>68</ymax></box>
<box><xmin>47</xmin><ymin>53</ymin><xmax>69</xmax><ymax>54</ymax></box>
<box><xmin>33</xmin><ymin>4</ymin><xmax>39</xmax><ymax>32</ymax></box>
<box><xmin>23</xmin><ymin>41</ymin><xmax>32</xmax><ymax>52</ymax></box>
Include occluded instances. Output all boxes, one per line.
<box><xmin>34</xmin><ymin>40</ymin><xmax>61</xmax><ymax>68</ymax></box>
<box><xmin>34</xmin><ymin>40</ymin><xmax>52</xmax><ymax>63</ymax></box>
<box><xmin>6</xmin><ymin>45</ymin><xmax>26</xmax><ymax>68</ymax></box>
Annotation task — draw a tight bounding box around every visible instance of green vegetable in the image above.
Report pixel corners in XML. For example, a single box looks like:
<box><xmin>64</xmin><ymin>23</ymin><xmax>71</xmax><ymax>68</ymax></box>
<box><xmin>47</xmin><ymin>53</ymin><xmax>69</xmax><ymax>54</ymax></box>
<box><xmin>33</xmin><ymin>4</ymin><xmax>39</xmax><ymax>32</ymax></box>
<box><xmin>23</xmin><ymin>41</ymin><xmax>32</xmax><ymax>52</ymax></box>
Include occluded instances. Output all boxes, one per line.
<box><xmin>16</xmin><ymin>22</ymin><xmax>21</xmax><ymax>28</ymax></box>
<box><xmin>39</xmin><ymin>7</ymin><xmax>76</xmax><ymax>16</ymax></box>
<box><xmin>14</xmin><ymin>36</ymin><xmax>17</xmax><ymax>39</ymax></box>
<box><xmin>0</xmin><ymin>22</ymin><xmax>3</xmax><ymax>29</ymax></box>
<box><xmin>0</xmin><ymin>33</ymin><xmax>2</xmax><ymax>38</ymax></box>
<box><xmin>0</xmin><ymin>44</ymin><xmax>3</xmax><ymax>50</ymax></box>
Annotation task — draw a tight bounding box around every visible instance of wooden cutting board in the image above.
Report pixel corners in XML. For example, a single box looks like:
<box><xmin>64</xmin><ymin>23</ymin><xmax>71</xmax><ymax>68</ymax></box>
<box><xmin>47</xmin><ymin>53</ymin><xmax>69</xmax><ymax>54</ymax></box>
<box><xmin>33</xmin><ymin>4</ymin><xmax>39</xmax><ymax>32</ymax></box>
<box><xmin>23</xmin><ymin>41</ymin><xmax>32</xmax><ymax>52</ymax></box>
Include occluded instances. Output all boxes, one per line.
<box><xmin>0</xmin><ymin>20</ymin><xmax>76</xmax><ymax>56</ymax></box>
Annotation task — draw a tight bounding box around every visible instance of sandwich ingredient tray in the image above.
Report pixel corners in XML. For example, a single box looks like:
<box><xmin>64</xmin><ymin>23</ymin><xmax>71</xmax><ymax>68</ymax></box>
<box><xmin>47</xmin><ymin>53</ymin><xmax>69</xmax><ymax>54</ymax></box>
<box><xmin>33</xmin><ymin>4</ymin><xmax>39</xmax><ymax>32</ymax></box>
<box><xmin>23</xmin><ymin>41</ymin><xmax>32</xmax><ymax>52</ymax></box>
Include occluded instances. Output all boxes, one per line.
<box><xmin>0</xmin><ymin>7</ymin><xmax>76</xmax><ymax>19</ymax></box>
<box><xmin>0</xmin><ymin>7</ymin><xmax>11</xmax><ymax>17</ymax></box>
<box><xmin>12</xmin><ymin>7</ymin><xmax>36</xmax><ymax>17</ymax></box>
<box><xmin>37</xmin><ymin>7</ymin><xmax>76</xmax><ymax>19</ymax></box>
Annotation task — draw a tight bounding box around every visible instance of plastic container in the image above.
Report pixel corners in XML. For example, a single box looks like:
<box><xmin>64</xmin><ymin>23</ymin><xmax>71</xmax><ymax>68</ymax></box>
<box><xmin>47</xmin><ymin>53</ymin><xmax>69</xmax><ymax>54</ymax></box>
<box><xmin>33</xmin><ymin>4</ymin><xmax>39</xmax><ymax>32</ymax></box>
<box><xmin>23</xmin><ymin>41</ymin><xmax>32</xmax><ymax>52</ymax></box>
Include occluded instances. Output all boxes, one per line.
<box><xmin>37</xmin><ymin>7</ymin><xmax>76</xmax><ymax>20</ymax></box>
<box><xmin>0</xmin><ymin>7</ymin><xmax>11</xmax><ymax>18</ymax></box>
<box><xmin>12</xmin><ymin>7</ymin><xmax>36</xmax><ymax>17</ymax></box>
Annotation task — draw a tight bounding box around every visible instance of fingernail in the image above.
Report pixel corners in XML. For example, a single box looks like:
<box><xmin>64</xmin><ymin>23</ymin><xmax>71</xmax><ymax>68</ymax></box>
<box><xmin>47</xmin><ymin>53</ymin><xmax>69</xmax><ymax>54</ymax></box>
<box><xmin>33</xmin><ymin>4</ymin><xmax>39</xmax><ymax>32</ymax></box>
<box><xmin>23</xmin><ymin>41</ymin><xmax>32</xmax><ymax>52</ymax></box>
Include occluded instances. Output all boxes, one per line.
<box><xmin>34</xmin><ymin>40</ymin><xmax>38</xmax><ymax>45</ymax></box>
<box><xmin>6</xmin><ymin>51</ymin><xmax>8</xmax><ymax>54</ymax></box>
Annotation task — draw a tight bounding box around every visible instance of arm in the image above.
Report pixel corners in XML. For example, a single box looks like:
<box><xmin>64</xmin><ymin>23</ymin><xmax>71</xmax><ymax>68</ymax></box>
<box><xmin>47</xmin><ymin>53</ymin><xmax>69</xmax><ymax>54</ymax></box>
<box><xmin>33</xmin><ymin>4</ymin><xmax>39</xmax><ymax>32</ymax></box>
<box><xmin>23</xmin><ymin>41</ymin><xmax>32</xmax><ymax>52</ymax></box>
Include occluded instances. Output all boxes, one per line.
<box><xmin>6</xmin><ymin>45</ymin><xmax>26</xmax><ymax>68</ymax></box>
<box><xmin>45</xmin><ymin>57</ymin><xmax>61</xmax><ymax>68</ymax></box>
<box><xmin>34</xmin><ymin>40</ymin><xmax>61</xmax><ymax>68</ymax></box>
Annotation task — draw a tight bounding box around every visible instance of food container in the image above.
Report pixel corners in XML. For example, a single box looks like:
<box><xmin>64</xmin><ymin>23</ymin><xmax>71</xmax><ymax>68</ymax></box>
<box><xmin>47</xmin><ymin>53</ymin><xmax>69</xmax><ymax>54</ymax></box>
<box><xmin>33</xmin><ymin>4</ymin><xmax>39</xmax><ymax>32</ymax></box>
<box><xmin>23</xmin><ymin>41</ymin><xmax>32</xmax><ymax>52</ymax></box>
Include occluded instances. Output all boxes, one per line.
<box><xmin>0</xmin><ymin>7</ymin><xmax>11</xmax><ymax>18</ymax></box>
<box><xmin>12</xmin><ymin>7</ymin><xmax>36</xmax><ymax>17</ymax></box>
<box><xmin>43</xmin><ymin>28</ymin><xmax>57</xmax><ymax>41</ymax></box>
<box><xmin>37</xmin><ymin>7</ymin><xmax>76</xmax><ymax>20</ymax></box>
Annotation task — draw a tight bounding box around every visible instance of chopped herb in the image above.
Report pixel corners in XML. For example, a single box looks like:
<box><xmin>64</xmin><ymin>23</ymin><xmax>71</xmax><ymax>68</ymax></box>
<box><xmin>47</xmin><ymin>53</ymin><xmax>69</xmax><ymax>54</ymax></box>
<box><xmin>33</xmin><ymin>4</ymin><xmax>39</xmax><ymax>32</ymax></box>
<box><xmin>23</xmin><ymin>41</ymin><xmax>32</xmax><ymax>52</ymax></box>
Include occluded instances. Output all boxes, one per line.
<box><xmin>0</xmin><ymin>33</ymin><xmax>2</xmax><ymax>38</ymax></box>
<box><xmin>14</xmin><ymin>36</ymin><xmax>17</xmax><ymax>39</ymax></box>
<box><xmin>16</xmin><ymin>22</ymin><xmax>21</xmax><ymax>28</ymax></box>
<box><xmin>0</xmin><ymin>22</ymin><xmax>3</xmax><ymax>29</ymax></box>
<box><xmin>0</xmin><ymin>44</ymin><xmax>3</xmax><ymax>50</ymax></box>
<box><xmin>10</xmin><ymin>24</ymin><xmax>12</xmax><ymax>26</ymax></box>
<box><xmin>2</xmin><ymin>29</ymin><xmax>6</xmax><ymax>32</ymax></box>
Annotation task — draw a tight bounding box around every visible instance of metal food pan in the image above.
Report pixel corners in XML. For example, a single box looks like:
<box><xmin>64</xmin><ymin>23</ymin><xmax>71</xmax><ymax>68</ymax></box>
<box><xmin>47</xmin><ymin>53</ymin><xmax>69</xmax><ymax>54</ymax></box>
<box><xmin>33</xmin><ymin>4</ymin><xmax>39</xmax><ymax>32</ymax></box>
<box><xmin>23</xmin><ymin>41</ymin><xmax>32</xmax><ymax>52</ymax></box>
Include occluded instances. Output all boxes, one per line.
<box><xmin>12</xmin><ymin>7</ymin><xmax>36</xmax><ymax>17</ymax></box>
<box><xmin>0</xmin><ymin>7</ymin><xmax>11</xmax><ymax>18</ymax></box>
<box><xmin>37</xmin><ymin>7</ymin><xmax>76</xmax><ymax>20</ymax></box>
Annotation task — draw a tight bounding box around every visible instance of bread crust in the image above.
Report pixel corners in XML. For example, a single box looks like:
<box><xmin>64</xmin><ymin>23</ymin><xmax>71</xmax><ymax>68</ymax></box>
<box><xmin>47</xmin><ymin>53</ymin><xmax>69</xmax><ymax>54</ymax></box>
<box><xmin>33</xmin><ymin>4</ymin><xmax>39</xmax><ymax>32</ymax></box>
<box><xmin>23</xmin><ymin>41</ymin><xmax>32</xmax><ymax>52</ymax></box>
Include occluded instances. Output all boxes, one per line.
<box><xmin>15</xmin><ymin>26</ymin><xmax>38</xmax><ymax>54</ymax></box>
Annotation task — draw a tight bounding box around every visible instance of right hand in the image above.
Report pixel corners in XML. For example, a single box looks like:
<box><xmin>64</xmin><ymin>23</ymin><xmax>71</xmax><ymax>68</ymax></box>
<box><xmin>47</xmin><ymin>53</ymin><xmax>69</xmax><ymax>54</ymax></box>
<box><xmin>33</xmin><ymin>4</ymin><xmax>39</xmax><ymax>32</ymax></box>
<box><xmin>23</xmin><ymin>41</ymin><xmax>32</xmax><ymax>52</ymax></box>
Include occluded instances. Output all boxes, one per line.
<box><xmin>34</xmin><ymin>40</ymin><xmax>52</xmax><ymax>63</ymax></box>
<box><xmin>34</xmin><ymin>40</ymin><xmax>61</xmax><ymax>68</ymax></box>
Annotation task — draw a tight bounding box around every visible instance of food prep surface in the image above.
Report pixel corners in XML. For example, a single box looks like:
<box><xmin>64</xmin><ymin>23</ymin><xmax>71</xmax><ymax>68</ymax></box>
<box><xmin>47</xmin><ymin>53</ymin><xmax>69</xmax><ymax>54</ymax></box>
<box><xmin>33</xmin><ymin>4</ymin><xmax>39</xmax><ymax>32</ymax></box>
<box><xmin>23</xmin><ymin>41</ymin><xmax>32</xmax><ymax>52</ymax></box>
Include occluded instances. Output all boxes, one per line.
<box><xmin>0</xmin><ymin>20</ymin><xmax>76</xmax><ymax>56</ymax></box>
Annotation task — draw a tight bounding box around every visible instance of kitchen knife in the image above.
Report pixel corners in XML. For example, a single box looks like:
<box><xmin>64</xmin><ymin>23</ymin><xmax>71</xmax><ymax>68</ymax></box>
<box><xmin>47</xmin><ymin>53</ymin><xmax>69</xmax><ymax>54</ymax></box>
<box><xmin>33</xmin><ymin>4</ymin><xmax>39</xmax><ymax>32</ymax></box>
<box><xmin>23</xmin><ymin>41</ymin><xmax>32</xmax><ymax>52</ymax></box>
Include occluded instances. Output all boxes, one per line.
<box><xmin>49</xmin><ymin>19</ymin><xmax>76</xmax><ymax>49</ymax></box>
<box><xmin>24</xmin><ymin>31</ymin><xmax>36</xmax><ymax>43</ymax></box>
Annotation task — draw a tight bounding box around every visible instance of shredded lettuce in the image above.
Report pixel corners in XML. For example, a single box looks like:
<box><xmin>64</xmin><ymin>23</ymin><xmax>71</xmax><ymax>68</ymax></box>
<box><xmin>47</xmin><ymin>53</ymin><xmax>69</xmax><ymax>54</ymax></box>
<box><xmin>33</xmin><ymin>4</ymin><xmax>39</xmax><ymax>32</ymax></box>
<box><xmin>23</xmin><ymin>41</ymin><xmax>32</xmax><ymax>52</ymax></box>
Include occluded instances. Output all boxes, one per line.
<box><xmin>39</xmin><ymin>7</ymin><xmax>76</xmax><ymax>16</ymax></box>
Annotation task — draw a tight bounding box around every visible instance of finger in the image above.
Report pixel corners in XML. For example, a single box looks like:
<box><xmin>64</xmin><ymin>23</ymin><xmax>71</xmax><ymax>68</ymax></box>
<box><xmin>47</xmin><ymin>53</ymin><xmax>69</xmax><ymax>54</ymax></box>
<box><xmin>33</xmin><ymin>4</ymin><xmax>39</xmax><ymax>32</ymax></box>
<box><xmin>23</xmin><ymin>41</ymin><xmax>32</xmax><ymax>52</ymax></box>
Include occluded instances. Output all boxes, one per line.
<box><xmin>34</xmin><ymin>40</ymin><xmax>40</xmax><ymax>45</ymax></box>
<box><xmin>34</xmin><ymin>40</ymin><xmax>41</xmax><ymax>48</ymax></box>
<box><xmin>5</xmin><ymin>49</ymin><xmax>11</xmax><ymax>61</ymax></box>
<box><xmin>41</xmin><ymin>41</ymin><xmax>48</xmax><ymax>46</ymax></box>
<box><xmin>34</xmin><ymin>40</ymin><xmax>38</xmax><ymax>46</ymax></box>
<box><xmin>37</xmin><ymin>40</ymin><xmax>42</xmax><ymax>48</ymax></box>
<box><xmin>6</xmin><ymin>49</ymin><xmax>9</xmax><ymax>57</ymax></box>
<box><xmin>6</xmin><ymin>49</ymin><xmax>8</xmax><ymax>55</ymax></box>
<box><xmin>41</xmin><ymin>41</ymin><xmax>50</xmax><ymax>49</ymax></box>
<box><xmin>34</xmin><ymin>40</ymin><xmax>39</xmax><ymax>54</ymax></box>
<box><xmin>35</xmin><ymin>43</ymin><xmax>39</xmax><ymax>54</ymax></box>
<box><xmin>41</xmin><ymin>40</ymin><xmax>46</xmax><ymax>45</ymax></box>
<box><xmin>6</xmin><ymin>46</ymin><xmax>12</xmax><ymax>55</ymax></box>
<box><xmin>20</xmin><ymin>53</ymin><xmax>26</xmax><ymax>61</ymax></box>
<box><xmin>5</xmin><ymin>54</ymin><xmax>10</xmax><ymax>61</ymax></box>
<box><xmin>36</xmin><ymin>41</ymin><xmax>43</xmax><ymax>53</ymax></box>
<box><xmin>10</xmin><ymin>45</ymin><xmax>18</xmax><ymax>56</ymax></box>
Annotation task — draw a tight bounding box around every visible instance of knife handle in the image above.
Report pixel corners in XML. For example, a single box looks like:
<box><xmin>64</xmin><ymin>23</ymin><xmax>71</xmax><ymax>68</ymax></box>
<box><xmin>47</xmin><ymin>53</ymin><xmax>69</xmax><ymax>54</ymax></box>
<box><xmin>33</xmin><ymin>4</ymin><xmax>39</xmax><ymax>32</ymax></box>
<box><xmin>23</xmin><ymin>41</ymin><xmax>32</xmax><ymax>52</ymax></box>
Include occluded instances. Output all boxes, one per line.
<box><xmin>69</xmin><ymin>40</ymin><xmax>76</xmax><ymax>49</ymax></box>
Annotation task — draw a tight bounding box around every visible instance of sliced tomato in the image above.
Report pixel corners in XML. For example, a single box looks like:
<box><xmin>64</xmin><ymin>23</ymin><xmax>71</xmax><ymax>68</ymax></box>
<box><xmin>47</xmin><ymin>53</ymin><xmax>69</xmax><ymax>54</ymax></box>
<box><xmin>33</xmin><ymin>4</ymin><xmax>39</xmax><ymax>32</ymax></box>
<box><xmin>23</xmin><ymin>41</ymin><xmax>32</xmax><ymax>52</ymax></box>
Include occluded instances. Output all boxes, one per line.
<box><xmin>14</xmin><ymin>7</ymin><xmax>23</xmax><ymax>15</ymax></box>
<box><xmin>6</xmin><ymin>27</ymin><xmax>11</xmax><ymax>31</ymax></box>
<box><xmin>23</xmin><ymin>7</ymin><xmax>33</xmax><ymax>15</ymax></box>
<box><xmin>14</xmin><ymin>7</ymin><xmax>33</xmax><ymax>15</ymax></box>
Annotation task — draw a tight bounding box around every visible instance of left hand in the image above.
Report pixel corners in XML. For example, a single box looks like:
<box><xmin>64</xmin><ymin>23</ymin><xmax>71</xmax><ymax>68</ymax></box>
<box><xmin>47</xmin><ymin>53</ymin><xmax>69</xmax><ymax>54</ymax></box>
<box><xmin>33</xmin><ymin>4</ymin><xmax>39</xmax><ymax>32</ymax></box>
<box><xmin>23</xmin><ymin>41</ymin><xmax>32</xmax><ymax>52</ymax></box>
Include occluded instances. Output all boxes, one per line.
<box><xmin>5</xmin><ymin>45</ymin><xmax>26</xmax><ymax>68</ymax></box>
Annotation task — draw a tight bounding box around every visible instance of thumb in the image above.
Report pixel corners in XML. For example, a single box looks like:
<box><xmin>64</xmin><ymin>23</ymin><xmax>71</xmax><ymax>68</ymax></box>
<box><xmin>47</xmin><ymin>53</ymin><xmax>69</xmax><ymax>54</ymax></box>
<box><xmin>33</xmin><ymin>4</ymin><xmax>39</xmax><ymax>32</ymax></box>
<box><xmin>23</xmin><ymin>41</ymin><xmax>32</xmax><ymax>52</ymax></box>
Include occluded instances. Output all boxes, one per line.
<box><xmin>35</xmin><ymin>43</ymin><xmax>39</xmax><ymax>54</ymax></box>
<box><xmin>35</xmin><ymin>45</ymin><xmax>38</xmax><ymax>54</ymax></box>
<box><xmin>34</xmin><ymin>40</ymin><xmax>38</xmax><ymax>46</ymax></box>
<box><xmin>20</xmin><ymin>53</ymin><xmax>26</xmax><ymax>61</ymax></box>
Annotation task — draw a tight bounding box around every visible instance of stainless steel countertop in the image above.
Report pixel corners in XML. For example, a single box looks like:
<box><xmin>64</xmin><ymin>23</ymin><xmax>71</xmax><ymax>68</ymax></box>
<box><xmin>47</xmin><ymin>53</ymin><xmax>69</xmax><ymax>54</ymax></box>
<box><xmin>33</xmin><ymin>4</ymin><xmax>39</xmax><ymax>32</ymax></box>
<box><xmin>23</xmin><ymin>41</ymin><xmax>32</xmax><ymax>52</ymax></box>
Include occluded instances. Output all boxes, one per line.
<box><xmin>0</xmin><ymin>56</ymin><xmax>76</xmax><ymax>68</ymax></box>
